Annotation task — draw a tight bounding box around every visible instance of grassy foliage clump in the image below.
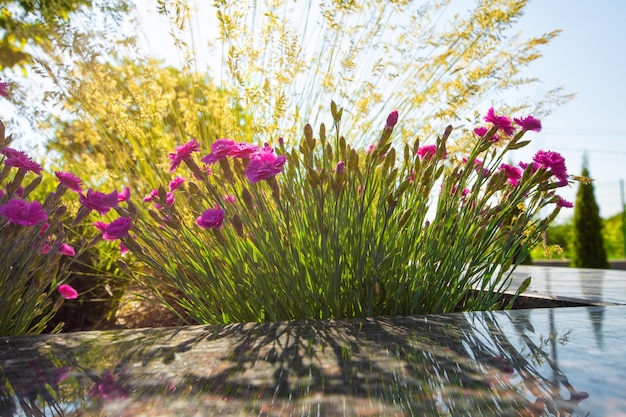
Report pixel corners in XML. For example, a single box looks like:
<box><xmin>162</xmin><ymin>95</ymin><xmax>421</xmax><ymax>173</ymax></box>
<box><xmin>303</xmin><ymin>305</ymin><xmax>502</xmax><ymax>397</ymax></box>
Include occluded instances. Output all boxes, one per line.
<box><xmin>0</xmin><ymin>0</ymin><xmax>579</xmax><ymax>330</ymax></box>
<box><xmin>118</xmin><ymin>105</ymin><xmax>571</xmax><ymax>324</ymax></box>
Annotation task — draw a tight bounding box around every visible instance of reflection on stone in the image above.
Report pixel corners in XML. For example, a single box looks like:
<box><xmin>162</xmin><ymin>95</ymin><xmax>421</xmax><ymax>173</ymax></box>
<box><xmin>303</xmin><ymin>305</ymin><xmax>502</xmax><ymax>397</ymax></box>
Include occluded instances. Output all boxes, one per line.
<box><xmin>512</xmin><ymin>265</ymin><xmax>626</xmax><ymax>305</ymax></box>
<box><xmin>3</xmin><ymin>305</ymin><xmax>625</xmax><ymax>416</ymax></box>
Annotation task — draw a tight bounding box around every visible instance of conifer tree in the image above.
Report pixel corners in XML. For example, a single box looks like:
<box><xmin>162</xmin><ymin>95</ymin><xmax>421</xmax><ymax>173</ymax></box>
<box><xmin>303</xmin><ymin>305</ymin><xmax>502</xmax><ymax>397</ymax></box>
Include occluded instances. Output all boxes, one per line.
<box><xmin>572</xmin><ymin>157</ymin><xmax>610</xmax><ymax>268</ymax></box>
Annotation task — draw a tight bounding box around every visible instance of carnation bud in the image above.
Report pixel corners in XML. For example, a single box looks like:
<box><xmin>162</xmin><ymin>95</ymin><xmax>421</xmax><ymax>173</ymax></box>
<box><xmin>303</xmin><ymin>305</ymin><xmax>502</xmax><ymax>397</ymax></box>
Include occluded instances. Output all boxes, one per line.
<box><xmin>385</xmin><ymin>110</ymin><xmax>399</xmax><ymax>131</ymax></box>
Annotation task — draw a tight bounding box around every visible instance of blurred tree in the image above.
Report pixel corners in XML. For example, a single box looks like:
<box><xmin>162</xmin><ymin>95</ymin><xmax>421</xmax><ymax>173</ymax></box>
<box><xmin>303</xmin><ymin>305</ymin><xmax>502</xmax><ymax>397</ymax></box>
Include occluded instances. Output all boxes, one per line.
<box><xmin>547</xmin><ymin>220</ymin><xmax>574</xmax><ymax>257</ymax></box>
<box><xmin>45</xmin><ymin>58</ymin><xmax>249</xmax><ymax>197</ymax></box>
<box><xmin>1</xmin><ymin>0</ymin><xmax>96</xmax><ymax>70</ymax></box>
<box><xmin>602</xmin><ymin>212</ymin><xmax>625</xmax><ymax>259</ymax></box>
<box><xmin>572</xmin><ymin>157</ymin><xmax>610</xmax><ymax>268</ymax></box>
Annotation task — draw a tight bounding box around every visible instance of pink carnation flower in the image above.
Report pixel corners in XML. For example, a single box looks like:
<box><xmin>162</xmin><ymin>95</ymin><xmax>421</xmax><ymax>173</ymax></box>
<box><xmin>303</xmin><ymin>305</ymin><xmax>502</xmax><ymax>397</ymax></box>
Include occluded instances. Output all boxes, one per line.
<box><xmin>201</xmin><ymin>139</ymin><xmax>236</xmax><ymax>165</ymax></box>
<box><xmin>244</xmin><ymin>145</ymin><xmax>287</xmax><ymax>183</ymax></box>
<box><xmin>2</xmin><ymin>148</ymin><xmax>42</xmax><ymax>175</ymax></box>
<box><xmin>223</xmin><ymin>195</ymin><xmax>236</xmax><ymax>204</ymax></box>
<box><xmin>58</xmin><ymin>284</ymin><xmax>78</xmax><ymax>300</ymax></box>
<box><xmin>197</xmin><ymin>207</ymin><xmax>225</xmax><ymax>229</ymax></box>
<box><xmin>474</xmin><ymin>126</ymin><xmax>488</xmax><ymax>137</ymax></box>
<box><xmin>117</xmin><ymin>187</ymin><xmax>130</xmax><ymax>203</ymax></box>
<box><xmin>417</xmin><ymin>145</ymin><xmax>437</xmax><ymax>160</ymax></box>
<box><xmin>103</xmin><ymin>217</ymin><xmax>132</xmax><ymax>240</ymax></box>
<box><xmin>59</xmin><ymin>243</ymin><xmax>75</xmax><ymax>256</ymax></box>
<box><xmin>169</xmin><ymin>138</ymin><xmax>200</xmax><ymax>173</ymax></box>
<box><xmin>473</xmin><ymin>126</ymin><xmax>500</xmax><ymax>142</ymax></box>
<box><xmin>556</xmin><ymin>196</ymin><xmax>573</xmax><ymax>208</ymax></box>
<box><xmin>39</xmin><ymin>243</ymin><xmax>51</xmax><ymax>254</ymax></box>
<box><xmin>514</xmin><ymin>115</ymin><xmax>542</xmax><ymax>132</ymax></box>
<box><xmin>143</xmin><ymin>189</ymin><xmax>159</xmax><ymax>202</ymax></box>
<box><xmin>484</xmin><ymin>107</ymin><xmax>515</xmax><ymax>137</ymax></box>
<box><xmin>93</xmin><ymin>221</ymin><xmax>108</xmax><ymax>233</ymax></box>
<box><xmin>55</xmin><ymin>171</ymin><xmax>82</xmax><ymax>192</ymax></box>
<box><xmin>532</xmin><ymin>150</ymin><xmax>568</xmax><ymax>182</ymax></box>
<box><xmin>168</xmin><ymin>176</ymin><xmax>185</xmax><ymax>191</ymax></box>
<box><xmin>38</xmin><ymin>222</ymin><xmax>50</xmax><ymax>238</ymax></box>
<box><xmin>229</xmin><ymin>141</ymin><xmax>259</xmax><ymax>159</ymax></box>
<box><xmin>154</xmin><ymin>192</ymin><xmax>175</xmax><ymax>210</ymax></box>
<box><xmin>0</xmin><ymin>198</ymin><xmax>48</xmax><ymax>226</ymax></box>
<box><xmin>79</xmin><ymin>189</ymin><xmax>119</xmax><ymax>215</ymax></box>
<box><xmin>499</xmin><ymin>163</ymin><xmax>522</xmax><ymax>186</ymax></box>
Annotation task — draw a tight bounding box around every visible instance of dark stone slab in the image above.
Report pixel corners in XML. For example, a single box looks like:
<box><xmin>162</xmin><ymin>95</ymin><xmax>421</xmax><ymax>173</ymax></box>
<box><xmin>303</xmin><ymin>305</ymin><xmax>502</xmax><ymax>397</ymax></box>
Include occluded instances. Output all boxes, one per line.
<box><xmin>2</xmin><ymin>304</ymin><xmax>625</xmax><ymax>416</ymax></box>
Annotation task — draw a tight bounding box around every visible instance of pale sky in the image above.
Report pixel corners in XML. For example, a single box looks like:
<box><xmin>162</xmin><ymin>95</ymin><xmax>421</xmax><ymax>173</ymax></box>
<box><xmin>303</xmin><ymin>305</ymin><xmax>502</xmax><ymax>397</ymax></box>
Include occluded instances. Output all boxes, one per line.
<box><xmin>507</xmin><ymin>0</ymin><xmax>626</xmax><ymax>221</ymax></box>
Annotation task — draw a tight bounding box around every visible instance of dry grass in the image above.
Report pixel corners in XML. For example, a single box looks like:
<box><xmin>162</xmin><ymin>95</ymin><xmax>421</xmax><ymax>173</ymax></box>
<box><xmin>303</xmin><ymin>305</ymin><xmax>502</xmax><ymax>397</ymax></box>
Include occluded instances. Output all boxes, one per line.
<box><xmin>114</xmin><ymin>285</ymin><xmax>188</xmax><ymax>329</ymax></box>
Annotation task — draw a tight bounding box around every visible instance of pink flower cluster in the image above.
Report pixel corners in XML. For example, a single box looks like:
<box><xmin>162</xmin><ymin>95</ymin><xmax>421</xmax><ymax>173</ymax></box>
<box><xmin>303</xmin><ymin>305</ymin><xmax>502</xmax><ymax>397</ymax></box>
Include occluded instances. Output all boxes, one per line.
<box><xmin>78</xmin><ymin>188</ymin><xmax>133</xmax><ymax>252</ymax></box>
<box><xmin>517</xmin><ymin>150</ymin><xmax>569</xmax><ymax>187</ymax></box>
<box><xmin>159</xmin><ymin>138</ymin><xmax>289</xmax><ymax>233</ymax></box>
<box><xmin>498</xmin><ymin>151</ymin><xmax>571</xmax><ymax>208</ymax></box>
<box><xmin>168</xmin><ymin>138</ymin><xmax>288</xmax><ymax>186</ymax></box>
<box><xmin>532</xmin><ymin>150</ymin><xmax>568</xmax><ymax>184</ymax></box>
<box><xmin>484</xmin><ymin>107</ymin><xmax>515</xmax><ymax>137</ymax></box>
<box><xmin>417</xmin><ymin>145</ymin><xmax>437</xmax><ymax>160</ymax></box>
<box><xmin>499</xmin><ymin>163</ymin><xmax>522</xmax><ymax>187</ymax></box>
<box><xmin>40</xmin><ymin>241</ymin><xmax>75</xmax><ymax>256</ymax></box>
<box><xmin>474</xmin><ymin>107</ymin><xmax>542</xmax><ymax>139</ymax></box>
<box><xmin>198</xmin><ymin>139</ymin><xmax>287</xmax><ymax>183</ymax></box>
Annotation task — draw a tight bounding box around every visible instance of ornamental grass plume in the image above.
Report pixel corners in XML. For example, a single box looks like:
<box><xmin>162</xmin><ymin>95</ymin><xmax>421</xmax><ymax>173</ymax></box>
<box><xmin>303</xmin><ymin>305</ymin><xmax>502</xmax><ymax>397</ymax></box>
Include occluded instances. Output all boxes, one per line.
<box><xmin>120</xmin><ymin>104</ymin><xmax>574</xmax><ymax>325</ymax></box>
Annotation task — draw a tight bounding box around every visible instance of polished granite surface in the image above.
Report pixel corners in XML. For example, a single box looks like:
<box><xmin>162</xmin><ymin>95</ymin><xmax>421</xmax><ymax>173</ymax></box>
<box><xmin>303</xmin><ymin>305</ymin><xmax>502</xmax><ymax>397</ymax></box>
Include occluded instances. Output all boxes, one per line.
<box><xmin>510</xmin><ymin>265</ymin><xmax>626</xmax><ymax>305</ymax></box>
<box><xmin>2</xmin><ymin>303</ymin><xmax>626</xmax><ymax>416</ymax></box>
